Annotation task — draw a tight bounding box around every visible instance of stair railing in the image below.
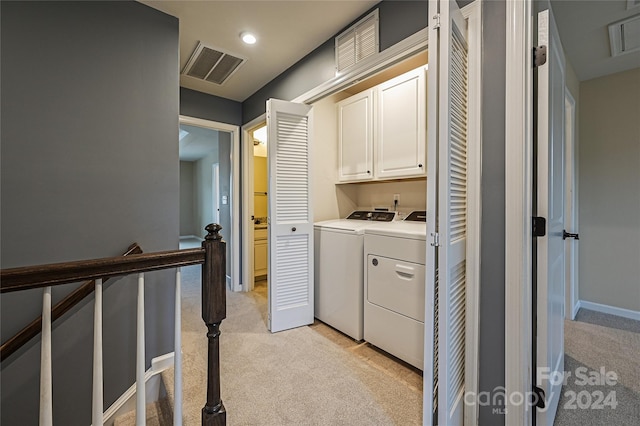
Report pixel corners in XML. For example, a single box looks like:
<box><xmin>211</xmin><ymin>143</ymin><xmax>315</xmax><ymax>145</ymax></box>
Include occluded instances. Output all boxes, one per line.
<box><xmin>0</xmin><ymin>243</ymin><xmax>143</xmax><ymax>363</ymax></box>
<box><xmin>0</xmin><ymin>224</ymin><xmax>227</xmax><ymax>426</ymax></box>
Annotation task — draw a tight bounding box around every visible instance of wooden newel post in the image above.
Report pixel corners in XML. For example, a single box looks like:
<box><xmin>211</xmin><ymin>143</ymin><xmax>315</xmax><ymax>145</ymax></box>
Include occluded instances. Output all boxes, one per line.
<box><xmin>201</xmin><ymin>223</ymin><xmax>227</xmax><ymax>426</ymax></box>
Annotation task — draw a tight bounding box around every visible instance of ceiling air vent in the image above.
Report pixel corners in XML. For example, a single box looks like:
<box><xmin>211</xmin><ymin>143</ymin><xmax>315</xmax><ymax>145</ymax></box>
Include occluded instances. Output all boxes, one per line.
<box><xmin>182</xmin><ymin>42</ymin><xmax>246</xmax><ymax>85</ymax></box>
<box><xmin>608</xmin><ymin>14</ymin><xmax>640</xmax><ymax>57</ymax></box>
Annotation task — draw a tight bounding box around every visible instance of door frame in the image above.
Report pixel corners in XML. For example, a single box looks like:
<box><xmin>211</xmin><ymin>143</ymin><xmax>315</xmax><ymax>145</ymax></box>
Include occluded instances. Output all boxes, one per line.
<box><xmin>179</xmin><ymin>115</ymin><xmax>242</xmax><ymax>292</ymax></box>
<box><xmin>564</xmin><ymin>89</ymin><xmax>579</xmax><ymax>320</ymax></box>
<box><xmin>212</xmin><ymin>163</ymin><xmax>220</xmax><ymax>225</ymax></box>
<box><xmin>242</xmin><ymin>115</ymin><xmax>267</xmax><ymax>292</ymax></box>
<box><xmin>504</xmin><ymin>0</ymin><xmax>535</xmax><ymax>424</ymax></box>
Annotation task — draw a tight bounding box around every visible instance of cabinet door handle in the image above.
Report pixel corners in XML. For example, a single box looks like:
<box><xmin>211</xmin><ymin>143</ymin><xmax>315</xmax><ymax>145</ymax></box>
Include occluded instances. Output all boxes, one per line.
<box><xmin>291</xmin><ymin>227</ymin><xmax>296</xmax><ymax>232</ymax></box>
<box><xmin>418</xmin><ymin>163</ymin><xmax>423</xmax><ymax>168</ymax></box>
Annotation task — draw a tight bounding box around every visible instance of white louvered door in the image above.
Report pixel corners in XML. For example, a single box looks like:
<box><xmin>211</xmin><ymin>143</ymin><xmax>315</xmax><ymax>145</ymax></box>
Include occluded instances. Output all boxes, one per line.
<box><xmin>267</xmin><ymin>99</ymin><xmax>314</xmax><ymax>333</ymax></box>
<box><xmin>427</xmin><ymin>1</ymin><xmax>469</xmax><ymax>424</ymax></box>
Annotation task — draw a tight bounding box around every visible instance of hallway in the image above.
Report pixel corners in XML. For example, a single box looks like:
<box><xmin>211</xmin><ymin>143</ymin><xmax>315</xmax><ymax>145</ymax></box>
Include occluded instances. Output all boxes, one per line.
<box><xmin>171</xmin><ymin>261</ymin><xmax>424</xmax><ymax>425</ymax></box>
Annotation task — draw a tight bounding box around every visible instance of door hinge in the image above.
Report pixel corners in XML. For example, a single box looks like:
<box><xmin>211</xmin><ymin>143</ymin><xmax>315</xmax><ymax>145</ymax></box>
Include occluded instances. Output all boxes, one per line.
<box><xmin>532</xmin><ymin>385</ymin><xmax>546</xmax><ymax>409</ymax></box>
<box><xmin>433</xmin><ymin>14</ymin><xmax>441</xmax><ymax>30</ymax></box>
<box><xmin>532</xmin><ymin>216</ymin><xmax>546</xmax><ymax>237</ymax></box>
<box><xmin>533</xmin><ymin>45</ymin><xmax>547</xmax><ymax>68</ymax></box>
<box><xmin>430</xmin><ymin>232</ymin><xmax>440</xmax><ymax>247</ymax></box>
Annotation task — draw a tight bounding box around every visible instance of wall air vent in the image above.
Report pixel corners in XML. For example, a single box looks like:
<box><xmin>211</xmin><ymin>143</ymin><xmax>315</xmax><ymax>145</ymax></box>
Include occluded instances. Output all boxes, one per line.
<box><xmin>182</xmin><ymin>42</ymin><xmax>246</xmax><ymax>85</ymax></box>
<box><xmin>608</xmin><ymin>14</ymin><xmax>640</xmax><ymax>57</ymax></box>
<box><xmin>335</xmin><ymin>9</ymin><xmax>379</xmax><ymax>73</ymax></box>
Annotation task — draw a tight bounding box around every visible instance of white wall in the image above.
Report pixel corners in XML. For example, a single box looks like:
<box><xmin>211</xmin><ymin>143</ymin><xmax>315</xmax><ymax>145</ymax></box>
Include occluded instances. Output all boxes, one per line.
<box><xmin>351</xmin><ymin>179</ymin><xmax>426</xmax><ymax>216</ymax></box>
<box><xmin>194</xmin><ymin>148</ymin><xmax>219</xmax><ymax>235</ymax></box>
<box><xmin>578</xmin><ymin>68</ymin><xmax>640</xmax><ymax>312</ymax></box>
<box><xmin>312</xmin><ymin>92</ymin><xmax>358</xmax><ymax>221</ymax></box>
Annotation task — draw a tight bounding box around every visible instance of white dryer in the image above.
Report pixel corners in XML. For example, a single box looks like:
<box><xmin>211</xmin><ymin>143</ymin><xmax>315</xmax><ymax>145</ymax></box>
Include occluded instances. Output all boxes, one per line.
<box><xmin>363</xmin><ymin>211</ymin><xmax>428</xmax><ymax>369</ymax></box>
<box><xmin>314</xmin><ymin>211</ymin><xmax>396</xmax><ymax>340</ymax></box>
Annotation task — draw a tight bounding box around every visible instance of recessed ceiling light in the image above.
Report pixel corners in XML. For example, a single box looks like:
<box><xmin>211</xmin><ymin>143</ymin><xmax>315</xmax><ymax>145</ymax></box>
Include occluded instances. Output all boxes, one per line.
<box><xmin>241</xmin><ymin>32</ymin><xmax>257</xmax><ymax>45</ymax></box>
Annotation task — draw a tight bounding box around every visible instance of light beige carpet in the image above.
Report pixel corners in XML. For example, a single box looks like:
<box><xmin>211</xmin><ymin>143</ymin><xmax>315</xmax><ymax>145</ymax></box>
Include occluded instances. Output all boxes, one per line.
<box><xmin>554</xmin><ymin>311</ymin><xmax>640</xmax><ymax>425</ymax></box>
<box><xmin>167</xmin><ymin>266</ymin><xmax>423</xmax><ymax>425</ymax></box>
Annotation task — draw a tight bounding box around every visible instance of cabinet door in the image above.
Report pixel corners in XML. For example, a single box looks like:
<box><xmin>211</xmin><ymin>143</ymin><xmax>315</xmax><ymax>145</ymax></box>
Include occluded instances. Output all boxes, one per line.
<box><xmin>376</xmin><ymin>68</ymin><xmax>426</xmax><ymax>179</ymax></box>
<box><xmin>254</xmin><ymin>240</ymin><xmax>268</xmax><ymax>276</ymax></box>
<box><xmin>337</xmin><ymin>89</ymin><xmax>374</xmax><ymax>182</ymax></box>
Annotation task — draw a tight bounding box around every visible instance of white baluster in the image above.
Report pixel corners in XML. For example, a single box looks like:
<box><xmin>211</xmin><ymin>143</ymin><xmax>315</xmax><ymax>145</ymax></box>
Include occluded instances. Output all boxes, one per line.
<box><xmin>40</xmin><ymin>286</ymin><xmax>53</xmax><ymax>426</ymax></box>
<box><xmin>92</xmin><ymin>279</ymin><xmax>104</xmax><ymax>426</ymax></box>
<box><xmin>174</xmin><ymin>268</ymin><xmax>183</xmax><ymax>426</ymax></box>
<box><xmin>137</xmin><ymin>273</ymin><xmax>146</xmax><ymax>426</ymax></box>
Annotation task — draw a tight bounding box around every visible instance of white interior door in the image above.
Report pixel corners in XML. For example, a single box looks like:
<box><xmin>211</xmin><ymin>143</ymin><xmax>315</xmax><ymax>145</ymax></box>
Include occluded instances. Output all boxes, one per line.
<box><xmin>564</xmin><ymin>91</ymin><xmax>578</xmax><ymax>320</ymax></box>
<box><xmin>267</xmin><ymin>98</ymin><xmax>314</xmax><ymax>333</ymax></box>
<box><xmin>427</xmin><ymin>1</ymin><xmax>468</xmax><ymax>424</ymax></box>
<box><xmin>536</xmin><ymin>8</ymin><xmax>566</xmax><ymax>426</ymax></box>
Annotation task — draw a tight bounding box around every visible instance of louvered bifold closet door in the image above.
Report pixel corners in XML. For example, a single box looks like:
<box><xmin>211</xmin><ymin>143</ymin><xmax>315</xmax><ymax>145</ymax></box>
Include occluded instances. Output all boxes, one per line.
<box><xmin>267</xmin><ymin>99</ymin><xmax>314</xmax><ymax>333</ymax></box>
<box><xmin>432</xmin><ymin>0</ymin><xmax>469</xmax><ymax>424</ymax></box>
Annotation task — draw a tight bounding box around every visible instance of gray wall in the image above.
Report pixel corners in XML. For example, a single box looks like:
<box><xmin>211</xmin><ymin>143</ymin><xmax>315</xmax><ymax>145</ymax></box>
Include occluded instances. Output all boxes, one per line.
<box><xmin>0</xmin><ymin>1</ymin><xmax>179</xmax><ymax>425</ymax></box>
<box><xmin>180</xmin><ymin>161</ymin><xmax>197</xmax><ymax>236</ymax></box>
<box><xmin>180</xmin><ymin>87</ymin><xmax>242</xmax><ymax>126</ymax></box>
<box><xmin>241</xmin><ymin>0</ymin><xmax>428</xmax><ymax>124</ymax></box>
<box><xmin>578</xmin><ymin>68</ymin><xmax>640</xmax><ymax>312</ymax></box>
<box><xmin>478</xmin><ymin>0</ymin><xmax>507</xmax><ymax>424</ymax></box>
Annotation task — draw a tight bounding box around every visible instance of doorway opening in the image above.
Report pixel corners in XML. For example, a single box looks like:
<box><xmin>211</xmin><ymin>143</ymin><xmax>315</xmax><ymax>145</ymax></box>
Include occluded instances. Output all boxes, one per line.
<box><xmin>178</xmin><ymin>116</ymin><xmax>241</xmax><ymax>291</ymax></box>
<box><xmin>250</xmin><ymin>123</ymin><xmax>269</xmax><ymax>301</ymax></box>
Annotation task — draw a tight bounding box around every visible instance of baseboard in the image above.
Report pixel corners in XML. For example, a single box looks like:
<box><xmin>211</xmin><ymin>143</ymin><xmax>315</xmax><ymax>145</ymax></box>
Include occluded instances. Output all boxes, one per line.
<box><xmin>572</xmin><ymin>300</ymin><xmax>581</xmax><ymax>320</ymax></box>
<box><xmin>179</xmin><ymin>235</ymin><xmax>204</xmax><ymax>241</ymax></box>
<box><xmin>101</xmin><ymin>352</ymin><xmax>175</xmax><ymax>426</ymax></box>
<box><xmin>578</xmin><ymin>300</ymin><xmax>640</xmax><ymax>321</ymax></box>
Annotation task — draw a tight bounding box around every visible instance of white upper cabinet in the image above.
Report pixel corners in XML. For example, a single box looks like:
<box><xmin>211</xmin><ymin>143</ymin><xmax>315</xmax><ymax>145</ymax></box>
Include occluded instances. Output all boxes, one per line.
<box><xmin>338</xmin><ymin>89</ymin><xmax>374</xmax><ymax>182</ymax></box>
<box><xmin>337</xmin><ymin>66</ymin><xmax>426</xmax><ymax>183</ymax></box>
<box><xmin>376</xmin><ymin>67</ymin><xmax>426</xmax><ymax>179</ymax></box>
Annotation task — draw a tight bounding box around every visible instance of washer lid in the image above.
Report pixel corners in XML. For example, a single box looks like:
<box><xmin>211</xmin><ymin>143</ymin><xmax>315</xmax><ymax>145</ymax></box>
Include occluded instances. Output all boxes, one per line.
<box><xmin>313</xmin><ymin>219</ymin><xmax>372</xmax><ymax>233</ymax></box>
<box><xmin>364</xmin><ymin>221</ymin><xmax>427</xmax><ymax>240</ymax></box>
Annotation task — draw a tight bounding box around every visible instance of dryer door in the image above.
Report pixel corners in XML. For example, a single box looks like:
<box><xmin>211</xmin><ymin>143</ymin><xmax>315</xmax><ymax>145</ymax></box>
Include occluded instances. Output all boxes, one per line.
<box><xmin>367</xmin><ymin>255</ymin><xmax>425</xmax><ymax>322</ymax></box>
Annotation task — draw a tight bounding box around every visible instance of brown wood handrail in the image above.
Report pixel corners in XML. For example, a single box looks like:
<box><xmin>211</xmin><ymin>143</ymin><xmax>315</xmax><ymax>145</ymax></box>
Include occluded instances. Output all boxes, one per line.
<box><xmin>0</xmin><ymin>243</ymin><xmax>143</xmax><ymax>362</ymax></box>
<box><xmin>1</xmin><ymin>223</ymin><xmax>227</xmax><ymax>424</ymax></box>
<box><xmin>1</xmin><ymin>248</ymin><xmax>205</xmax><ymax>293</ymax></box>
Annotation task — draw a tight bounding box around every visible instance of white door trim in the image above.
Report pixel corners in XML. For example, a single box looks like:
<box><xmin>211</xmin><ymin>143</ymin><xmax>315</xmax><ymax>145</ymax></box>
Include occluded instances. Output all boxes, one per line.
<box><xmin>461</xmin><ymin>1</ymin><xmax>482</xmax><ymax>424</ymax></box>
<box><xmin>564</xmin><ymin>89</ymin><xmax>578</xmax><ymax>320</ymax></box>
<box><xmin>241</xmin><ymin>114</ymin><xmax>267</xmax><ymax>292</ymax></box>
<box><xmin>212</xmin><ymin>163</ymin><xmax>220</xmax><ymax>225</ymax></box>
<box><xmin>179</xmin><ymin>115</ymin><xmax>242</xmax><ymax>292</ymax></box>
<box><xmin>504</xmin><ymin>0</ymin><xmax>534</xmax><ymax>425</ymax></box>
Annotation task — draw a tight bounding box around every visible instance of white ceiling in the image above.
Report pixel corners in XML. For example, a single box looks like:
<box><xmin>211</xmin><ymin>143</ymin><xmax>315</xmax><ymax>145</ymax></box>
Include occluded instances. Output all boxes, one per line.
<box><xmin>553</xmin><ymin>0</ymin><xmax>640</xmax><ymax>81</ymax></box>
<box><xmin>140</xmin><ymin>0</ymin><xmax>639</xmax><ymax>102</ymax></box>
<box><xmin>140</xmin><ymin>0</ymin><xmax>379</xmax><ymax>102</ymax></box>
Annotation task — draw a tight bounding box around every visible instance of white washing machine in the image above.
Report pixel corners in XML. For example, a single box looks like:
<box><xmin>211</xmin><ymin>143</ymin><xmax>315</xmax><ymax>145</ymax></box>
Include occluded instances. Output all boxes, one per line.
<box><xmin>314</xmin><ymin>211</ymin><xmax>396</xmax><ymax>340</ymax></box>
<box><xmin>364</xmin><ymin>211</ymin><xmax>428</xmax><ymax>369</ymax></box>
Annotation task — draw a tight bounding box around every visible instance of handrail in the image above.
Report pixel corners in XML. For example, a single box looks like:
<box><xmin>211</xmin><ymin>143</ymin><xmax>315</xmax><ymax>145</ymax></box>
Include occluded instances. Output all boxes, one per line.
<box><xmin>1</xmin><ymin>223</ymin><xmax>228</xmax><ymax>425</ymax></box>
<box><xmin>0</xmin><ymin>243</ymin><xmax>143</xmax><ymax>362</ymax></box>
<box><xmin>0</xmin><ymin>248</ymin><xmax>205</xmax><ymax>293</ymax></box>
